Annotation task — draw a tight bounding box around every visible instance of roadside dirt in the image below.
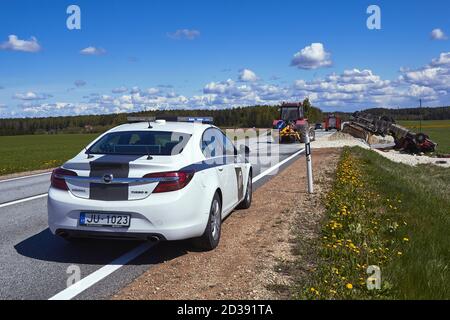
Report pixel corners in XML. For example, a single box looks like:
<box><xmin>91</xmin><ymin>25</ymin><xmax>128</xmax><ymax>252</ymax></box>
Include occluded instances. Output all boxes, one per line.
<box><xmin>0</xmin><ymin>168</ymin><xmax>54</xmax><ymax>181</ymax></box>
<box><xmin>113</xmin><ymin>148</ymin><xmax>341</xmax><ymax>300</ymax></box>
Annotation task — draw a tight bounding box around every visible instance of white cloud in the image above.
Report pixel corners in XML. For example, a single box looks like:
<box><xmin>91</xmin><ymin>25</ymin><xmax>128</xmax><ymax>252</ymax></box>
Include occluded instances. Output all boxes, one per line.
<box><xmin>146</xmin><ymin>87</ymin><xmax>161</xmax><ymax>95</ymax></box>
<box><xmin>74</xmin><ymin>80</ymin><xmax>86</xmax><ymax>87</ymax></box>
<box><xmin>130</xmin><ymin>86</ymin><xmax>141</xmax><ymax>94</ymax></box>
<box><xmin>13</xmin><ymin>91</ymin><xmax>52</xmax><ymax>101</ymax></box>
<box><xmin>407</xmin><ymin>84</ymin><xmax>438</xmax><ymax>99</ymax></box>
<box><xmin>9</xmin><ymin>51</ymin><xmax>450</xmax><ymax>117</ymax></box>
<box><xmin>431</xmin><ymin>28</ymin><xmax>448</xmax><ymax>40</ymax></box>
<box><xmin>291</xmin><ymin>52</ymin><xmax>450</xmax><ymax>109</ymax></box>
<box><xmin>112</xmin><ymin>86</ymin><xmax>128</xmax><ymax>94</ymax></box>
<box><xmin>291</xmin><ymin>43</ymin><xmax>332</xmax><ymax>69</ymax></box>
<box><xmin>0</xmin><ymin>35</ymin><xmax>41</xmax><ymax>52</ymax></box>
<box><xmin>399</xmin><ymin>52</ymin><xmax>450</xmax><ymax>90</ymax></box>
<box><xmin>167</xmin><ymin>29</ymin><xmax>200</xmax><ymax>40</ymax></box>
<box><xmin>80</xmin><ymin>46</ymin><xmax>106</xmax><ymax>55</ymax></box>
<box><xmin>431</xmin><ymin>52</ymin><xmax>450</xmax><ymax>67</ymax></box>
<box><xmin>239</xmin><ymin>69</ymin><xmax>258</xmax><ymax>82</ymax></box>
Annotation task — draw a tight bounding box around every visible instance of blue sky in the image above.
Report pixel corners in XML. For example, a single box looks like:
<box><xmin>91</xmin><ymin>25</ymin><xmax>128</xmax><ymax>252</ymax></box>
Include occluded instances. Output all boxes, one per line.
<box><xmin>0</xmin><ymin>0</ymin><xmax>449</xmax><ymax>118</ymax></box>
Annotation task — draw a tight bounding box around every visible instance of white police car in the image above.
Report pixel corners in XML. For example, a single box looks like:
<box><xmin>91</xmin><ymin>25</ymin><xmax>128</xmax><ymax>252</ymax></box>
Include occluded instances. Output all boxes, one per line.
<box><xmin>48</xmin><ymin>117</ymin><xmax>252</xmax><ymax>250</ymax></box>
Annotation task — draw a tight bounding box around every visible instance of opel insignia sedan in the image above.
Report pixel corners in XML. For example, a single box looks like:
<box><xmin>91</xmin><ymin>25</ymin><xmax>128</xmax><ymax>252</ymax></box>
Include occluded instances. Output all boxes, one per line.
<box><xmin>48</xmin><ymin>117</ymin><xmax>252</xmax><ymax>250</ymax></box>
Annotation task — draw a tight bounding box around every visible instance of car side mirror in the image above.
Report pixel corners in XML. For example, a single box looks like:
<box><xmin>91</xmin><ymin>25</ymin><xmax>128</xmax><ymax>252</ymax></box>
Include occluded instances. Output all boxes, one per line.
<box><xmin>239</xmin><ymin>145</ymin><xmax>250</xmax><ymax>157</ymax></box>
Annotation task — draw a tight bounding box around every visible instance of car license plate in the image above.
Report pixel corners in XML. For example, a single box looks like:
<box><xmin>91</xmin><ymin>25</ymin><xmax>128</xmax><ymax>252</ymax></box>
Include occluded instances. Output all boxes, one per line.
<box><xmin>79</xmin><ymin>213</ymin><xmax>130</xmax><ymax>227</ymax></box>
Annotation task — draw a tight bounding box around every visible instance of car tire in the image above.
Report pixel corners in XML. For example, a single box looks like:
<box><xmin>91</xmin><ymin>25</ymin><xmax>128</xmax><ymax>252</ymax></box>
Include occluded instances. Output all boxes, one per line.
<box><xmin>193</xmin><ymin>192</ymin><xmax>222</xmax><ymax>251</ymax></box>
<box><xmin>237</xmin><ymin>171</ymin><xmax>252</xmax><ymax>209</ymax></box>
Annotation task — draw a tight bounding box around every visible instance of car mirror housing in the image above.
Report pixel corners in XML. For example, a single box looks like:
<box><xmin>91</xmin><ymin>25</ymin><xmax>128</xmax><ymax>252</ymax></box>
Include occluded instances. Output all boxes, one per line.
<box><xmin>239</xmin><ymin>145</ymin><xmax>250</xmax><ymax>157</ymax></box>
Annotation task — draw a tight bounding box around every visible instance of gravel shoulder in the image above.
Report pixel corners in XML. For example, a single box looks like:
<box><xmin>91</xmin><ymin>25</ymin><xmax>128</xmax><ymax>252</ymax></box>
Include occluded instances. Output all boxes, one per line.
<box><xmin>113</xmin><ymin>148</ymin><xmax>341</xmax><ymax>300</ymax></box>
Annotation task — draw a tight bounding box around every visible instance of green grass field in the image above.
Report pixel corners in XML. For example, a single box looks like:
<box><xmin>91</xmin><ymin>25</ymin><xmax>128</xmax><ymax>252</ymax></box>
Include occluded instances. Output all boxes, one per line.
<box><xmin>0</xmin><ymin>134</ymin><xmax>99</xmax><ymax>176</ymax></box>
<box><xmin>295</xmin><ymin>147</ymin><xmax>449</xmax><ymax>299</ymax></box>
<box><xmin>0</xmin><ymin>130</ymin><xmax>265</xmax><ymax>176</ymax></box>
<box><xmin>398</xmin><ymin>120</ymin><xmax>450</xmax><ymax>154</ymax></box>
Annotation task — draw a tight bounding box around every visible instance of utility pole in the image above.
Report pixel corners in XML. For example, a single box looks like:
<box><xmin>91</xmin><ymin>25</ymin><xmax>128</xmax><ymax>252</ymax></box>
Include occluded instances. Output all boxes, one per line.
<box><xmin>419</xmin><ymin>99</ymin><xmax>422</xmax><ymax>132</ymax></box>
<box><xmin>305</xmin><ymin>131</ymin><xmax>313</xmax><ymax>194</ymax></box>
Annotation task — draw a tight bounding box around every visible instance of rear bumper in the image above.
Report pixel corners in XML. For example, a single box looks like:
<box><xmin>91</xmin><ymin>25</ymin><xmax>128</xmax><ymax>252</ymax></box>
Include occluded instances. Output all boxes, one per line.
<box><xmin>47</xmin><ymin>179</ymin><xmax>212</xmax><ymax>241</ymax></box>
<box><xmin>55</xmin><ymin>229</ymin><xmax>166</xmax><ymax>241</ymax></box>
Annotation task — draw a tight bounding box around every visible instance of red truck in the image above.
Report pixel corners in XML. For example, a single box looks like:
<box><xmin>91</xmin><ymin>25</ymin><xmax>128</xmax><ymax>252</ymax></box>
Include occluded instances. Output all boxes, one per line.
<box><xmin>324</xmin><ymin>114</ymin><xmax>341</xmax><ymax>131</ymax></box>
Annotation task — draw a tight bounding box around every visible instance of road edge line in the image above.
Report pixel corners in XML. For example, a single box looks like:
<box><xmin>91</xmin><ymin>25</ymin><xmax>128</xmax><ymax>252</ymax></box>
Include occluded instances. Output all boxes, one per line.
<box><xmin>0</xmin><ymin>172</ymin><xmax>52</xmax><ymax>183</ymax></box>
<box><xmin>49</xmin><ymin>241</ymin><xmax>156</xmax><ymax>300</ymax></box>
<box><xmin>253</xmin><ymin>148</ymin><xmax>305</xmax><ymax>183</ymax></box>
<box><xmin>0</xmin><ymin>193</ymin><xmax>48</xmax><ymax>208</ymax></box>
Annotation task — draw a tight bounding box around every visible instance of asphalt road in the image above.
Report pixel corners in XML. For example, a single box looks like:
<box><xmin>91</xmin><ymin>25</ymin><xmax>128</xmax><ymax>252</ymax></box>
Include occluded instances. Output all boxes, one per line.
<box><xmin>0</xmin><ymin>132</ymin><xmax>330</xmax><ymax>300</ymax></box>
<box><xmin>0</xmin><ymin>173</ymin><xmax>50</xmax><ymax>204</ymax></box>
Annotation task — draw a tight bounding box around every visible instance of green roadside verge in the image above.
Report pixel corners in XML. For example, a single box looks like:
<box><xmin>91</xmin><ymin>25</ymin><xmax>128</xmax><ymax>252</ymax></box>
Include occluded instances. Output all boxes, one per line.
<box><xmin>286</xmin><ymin>146</ymin><xmax>449</xmax><ymax>300</ymax></box>
<box><xmin>0</xmin><ymin>134</ymin><xmax>99</xmax><ymax>176</ymax></box>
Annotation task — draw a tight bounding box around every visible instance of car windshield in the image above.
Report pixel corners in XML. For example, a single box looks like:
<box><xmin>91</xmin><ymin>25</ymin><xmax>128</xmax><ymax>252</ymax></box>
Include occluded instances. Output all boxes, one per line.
<box><xmin>281</xmin><ymin>108</ymin><xmax>301</xmax><ymax>121</ymax></box>
<box><xmin>87</xmin><ymin>131</ymin><xmax>191</xmax><ymax>156</ymax></box>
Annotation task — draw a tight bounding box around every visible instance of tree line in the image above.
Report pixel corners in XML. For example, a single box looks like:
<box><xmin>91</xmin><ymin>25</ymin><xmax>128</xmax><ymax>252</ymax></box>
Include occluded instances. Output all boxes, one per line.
<box><xmin>360</xmin><ymin>106</ymin><xmax>450</xmax><ymax>121</ymax></box>
<box><xmin>0</xmin><ymin>103</ymin><xmax>324</xmax><ymax>136</ymax></box>
<box><xmin>1</xmin><ymin>104</ymin><xmax>448</xmax><ymax>136</ymax></box>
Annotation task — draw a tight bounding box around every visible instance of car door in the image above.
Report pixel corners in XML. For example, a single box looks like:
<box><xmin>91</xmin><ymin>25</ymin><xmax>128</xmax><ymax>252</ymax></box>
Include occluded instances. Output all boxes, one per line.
<box><xmin>201</xmin><ymin>128</ymin><xmax>234</xmax><ymax>214</ymax></box>
<box><xmin>221</xmin><ymin>132</ymin><xmax>242</xmax><ymax>207</ymax></box>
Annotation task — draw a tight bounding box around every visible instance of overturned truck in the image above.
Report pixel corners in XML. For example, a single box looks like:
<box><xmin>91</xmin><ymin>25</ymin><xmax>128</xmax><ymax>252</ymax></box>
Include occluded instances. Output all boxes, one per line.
<box><xmin>342</xmin><ymin>112</ymin><xmax>437</xmax><ymax>153</ymax></box>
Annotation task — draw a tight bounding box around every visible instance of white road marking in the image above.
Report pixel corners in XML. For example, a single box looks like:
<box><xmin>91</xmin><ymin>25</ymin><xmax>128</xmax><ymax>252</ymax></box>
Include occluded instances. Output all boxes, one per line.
<box><xmin>253</xmin><ymin>148</ymin><xmax>305</xmax><ymax>183</ymax></box>
<box><xmin>0</xmin><ymin>193</ymin><xmax>48</xmax><ymax>209</ymax></box>
<box><xmin>49</xmin><ymin>241</ymin><xmax>156</xmax><ymax>300</ymax></box>
<box><xmin>47</xmin><ymin>148</ymin><xmax>305</xmax><ymax>300</ymax></box>
<box><xmin>0</xmin><ymin>172</ymin><xmax>51</xmax><ymax>183</ymax></box>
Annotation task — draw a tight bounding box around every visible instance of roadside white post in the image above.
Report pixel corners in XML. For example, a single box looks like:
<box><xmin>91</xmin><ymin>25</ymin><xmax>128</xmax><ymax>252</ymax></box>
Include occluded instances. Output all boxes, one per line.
<box><xmin>305</xmin><ymin>131</ymin><xmax>314</xmax><ymax>194</ymax></box>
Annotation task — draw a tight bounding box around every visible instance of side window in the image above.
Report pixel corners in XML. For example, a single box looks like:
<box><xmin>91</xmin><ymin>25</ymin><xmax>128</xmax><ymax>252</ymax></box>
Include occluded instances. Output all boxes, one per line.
<box><xmin>222</xmin><ymin>132</ymin><xmax>237</xmax><ymax>156</ymax></box>
<box><xmin>201</xmin><ymin>128</ymin><xmax>224</xmax><ymax>159</ymax></box>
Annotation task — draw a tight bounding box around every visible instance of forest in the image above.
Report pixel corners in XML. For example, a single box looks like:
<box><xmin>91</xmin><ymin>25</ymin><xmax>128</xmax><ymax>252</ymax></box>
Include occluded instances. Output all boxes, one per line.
<box><xmin>0</xmin><ymin>101</ymin><xmax>323</xmax><ymax>136</ymax></box>
<box><xmin>0</xmin><ymin>103</ymin><xmax>448</xmax><ymax>136</ymax></box>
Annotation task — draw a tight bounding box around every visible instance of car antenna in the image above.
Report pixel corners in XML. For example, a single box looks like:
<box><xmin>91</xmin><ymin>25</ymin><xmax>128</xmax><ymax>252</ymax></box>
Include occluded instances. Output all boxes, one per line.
<box><xmin>145</xmin><ymin>146</ymin><xmax>153</xmax><ymax>160</ymax></box>
<box><xmin>85</xmin><ymin>148</ymin><xmax>94</xmax><ymax>159</ymax></box>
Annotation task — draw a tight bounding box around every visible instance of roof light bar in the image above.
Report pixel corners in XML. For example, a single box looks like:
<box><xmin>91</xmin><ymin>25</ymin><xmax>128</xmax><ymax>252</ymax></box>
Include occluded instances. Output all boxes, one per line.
<box><xmin>127</xmin><ymin>116</ymin><xmax>214</xmax><ymax>124</ymax></box>
<box><xmin>127</xmin><ymin>116</ymin><xmax>156</xmax><ymax>123</ymax></box>
<box><xmin>177</xmin><ymin>116</ymin><xmax>214</xmax><ymax>124</ymax></box>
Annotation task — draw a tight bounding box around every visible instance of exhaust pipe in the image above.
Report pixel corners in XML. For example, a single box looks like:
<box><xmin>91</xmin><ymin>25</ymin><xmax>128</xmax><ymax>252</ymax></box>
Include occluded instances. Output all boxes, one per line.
<box><xmin>148</xmin><ymin>235</ymin><xmax>160</xmax><ymax>242</ymax></box>
<box><xmin>56</xmin><ymin>230</ymin><xmax>70</xmax><ymax>239</ymax></box>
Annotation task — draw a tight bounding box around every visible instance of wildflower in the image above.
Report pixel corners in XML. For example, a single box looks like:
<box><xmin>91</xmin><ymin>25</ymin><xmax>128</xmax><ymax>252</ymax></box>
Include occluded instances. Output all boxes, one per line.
<box><xmin>346</xmin><ymin>283</ymin><xmax>353</xmax><ymax>290</ymax></box>
<box><xmin>310</xmin><ymin>287</ymin><xmax>319</xmax><ymax>296</ymax></box>
<box><xmin>403</xmin><ymin>237</ymin><xmax>409</xmax><ymax>242</ymax></box>
<box><xmin>397</xmin><ymin>251</ymin><xmax>403</xmax><ymax>256</ymax></box>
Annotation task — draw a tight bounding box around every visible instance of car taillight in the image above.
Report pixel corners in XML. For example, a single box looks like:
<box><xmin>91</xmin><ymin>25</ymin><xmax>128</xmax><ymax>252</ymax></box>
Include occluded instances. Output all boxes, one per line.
<box><xmin>51</xmin><ymin>167</ymin><xmax>78</xmax><ymax>190</ymax></box>
<box><xmin>144</xmin><ymin>171</ymin><xmax>194</xmax><ymax>193</ymax></box>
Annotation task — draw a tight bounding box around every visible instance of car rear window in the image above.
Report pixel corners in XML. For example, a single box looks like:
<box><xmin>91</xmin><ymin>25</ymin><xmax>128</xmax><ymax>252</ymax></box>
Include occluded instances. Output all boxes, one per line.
<box><xmin>87</xmin><ymin>131</ymin><xmax>191</xmax><ymax>156</ymax></box>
